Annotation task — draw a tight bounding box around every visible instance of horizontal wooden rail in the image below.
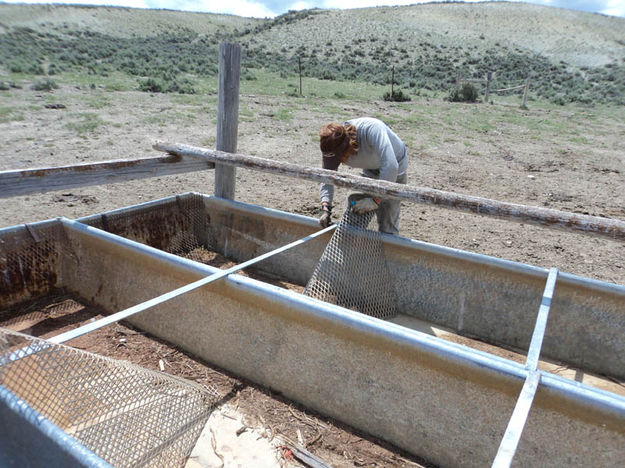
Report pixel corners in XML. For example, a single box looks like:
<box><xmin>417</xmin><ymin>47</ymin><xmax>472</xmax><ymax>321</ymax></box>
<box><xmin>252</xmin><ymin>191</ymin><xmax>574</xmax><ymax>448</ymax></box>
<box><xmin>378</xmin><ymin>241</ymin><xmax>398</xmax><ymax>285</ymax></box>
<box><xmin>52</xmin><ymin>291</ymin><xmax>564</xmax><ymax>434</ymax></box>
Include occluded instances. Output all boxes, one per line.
<box><xmin>154</xmin><ymin>142</ymin><xmax>625</xmax><ymax>242</ymax></box>
<box><xmin>0</xmin><ymin>154</ymin><xmax>214</xmax><ymax>199</ymax></box>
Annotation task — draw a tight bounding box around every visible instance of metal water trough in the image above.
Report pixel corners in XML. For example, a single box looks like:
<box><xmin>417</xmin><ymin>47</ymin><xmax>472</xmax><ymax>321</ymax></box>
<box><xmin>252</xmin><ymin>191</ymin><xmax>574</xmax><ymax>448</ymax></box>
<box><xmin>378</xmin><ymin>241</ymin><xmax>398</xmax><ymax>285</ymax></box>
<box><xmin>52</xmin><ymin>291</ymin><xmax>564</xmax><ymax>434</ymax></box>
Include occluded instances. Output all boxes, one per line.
<box><xmin>1</xmin><ymin>192</ymin><xmax>625</xmax><ymax>467</ymax></box>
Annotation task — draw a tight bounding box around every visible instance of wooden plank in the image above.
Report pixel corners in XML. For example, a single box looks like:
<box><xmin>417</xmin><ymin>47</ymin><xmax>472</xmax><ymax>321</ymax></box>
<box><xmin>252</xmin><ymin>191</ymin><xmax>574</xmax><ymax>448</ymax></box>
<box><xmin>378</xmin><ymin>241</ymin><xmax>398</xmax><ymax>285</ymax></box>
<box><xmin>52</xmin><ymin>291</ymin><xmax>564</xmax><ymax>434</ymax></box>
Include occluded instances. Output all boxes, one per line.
<box><xmin>215</xmin><ymin>42</ymin><xmax>241</xmax><ymax>200</ymax></box>
<box><xmin>0</xmin><ymin>154</ymin><xmax>214</xmax><ymax>198</ymax></box>
<box><xmin>154</xmin><ymin>142</ymin><xmax>625</xmax><ymax>242</ymax></box>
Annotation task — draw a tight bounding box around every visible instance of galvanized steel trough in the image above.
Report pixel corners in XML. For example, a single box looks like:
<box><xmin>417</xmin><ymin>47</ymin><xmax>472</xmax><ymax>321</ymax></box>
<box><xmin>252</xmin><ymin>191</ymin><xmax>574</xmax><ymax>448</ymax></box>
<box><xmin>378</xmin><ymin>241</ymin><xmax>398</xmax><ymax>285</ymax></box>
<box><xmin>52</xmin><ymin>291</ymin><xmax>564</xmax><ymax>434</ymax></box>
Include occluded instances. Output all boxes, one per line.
<box><xmin>1</xmin><ymin>192</ymin><xmax>624</xmax><ymax>467</ymax></box>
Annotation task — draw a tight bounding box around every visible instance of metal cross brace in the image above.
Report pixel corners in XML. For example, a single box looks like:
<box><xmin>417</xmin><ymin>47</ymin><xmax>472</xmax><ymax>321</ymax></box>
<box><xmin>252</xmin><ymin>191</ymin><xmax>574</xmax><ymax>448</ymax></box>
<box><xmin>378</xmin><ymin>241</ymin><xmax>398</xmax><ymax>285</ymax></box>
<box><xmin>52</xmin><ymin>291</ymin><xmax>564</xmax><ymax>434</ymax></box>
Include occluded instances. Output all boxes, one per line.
<box><xmin>491</xmin><ymin>267</ymin><xmax>559</xmax><ymax>468</ymax></box>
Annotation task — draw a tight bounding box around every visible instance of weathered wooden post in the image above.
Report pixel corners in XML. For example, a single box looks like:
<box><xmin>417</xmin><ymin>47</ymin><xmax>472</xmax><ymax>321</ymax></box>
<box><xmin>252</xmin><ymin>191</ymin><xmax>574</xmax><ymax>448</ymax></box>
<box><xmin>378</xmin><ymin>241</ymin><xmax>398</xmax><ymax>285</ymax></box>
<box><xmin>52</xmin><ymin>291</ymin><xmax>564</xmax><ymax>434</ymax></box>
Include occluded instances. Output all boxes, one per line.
<box><xmin>298</xmin><ymin>56</ymin><xmax>302</xmax><ymax>96</ymax></box>
<box><xmin>215</xmin><ymin>42</ymin><xmax>241</xmax><ymax>200</ymax></box>
<box><xmin>391</xmin><ymin>65</ymin><xmax>395</xmax><ymax>99</ymax></box>
<box><xmin>521</xmin><ymin>76</ymin><xmax>530</xmax><ymax>109</ymax></box>
<box><xmin>484</xmin><ymin>71</ymin><xmax>492</xmax><ymax>103</ymax></box>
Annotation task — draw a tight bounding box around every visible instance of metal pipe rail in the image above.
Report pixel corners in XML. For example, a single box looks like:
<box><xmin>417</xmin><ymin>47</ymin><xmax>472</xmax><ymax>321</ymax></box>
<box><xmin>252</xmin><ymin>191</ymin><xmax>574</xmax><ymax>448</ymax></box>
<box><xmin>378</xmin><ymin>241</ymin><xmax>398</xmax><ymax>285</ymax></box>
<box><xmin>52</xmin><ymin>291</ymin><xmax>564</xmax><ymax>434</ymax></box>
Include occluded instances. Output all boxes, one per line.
<box><xmin>48</xmin><ymin>219</ymin><xmax>336</xmax><ymax>345</ymax></box>
<box><xmin>154</xmin><ymin>142</ymin><xmax>625</xmax><ymax>241</ymax></box>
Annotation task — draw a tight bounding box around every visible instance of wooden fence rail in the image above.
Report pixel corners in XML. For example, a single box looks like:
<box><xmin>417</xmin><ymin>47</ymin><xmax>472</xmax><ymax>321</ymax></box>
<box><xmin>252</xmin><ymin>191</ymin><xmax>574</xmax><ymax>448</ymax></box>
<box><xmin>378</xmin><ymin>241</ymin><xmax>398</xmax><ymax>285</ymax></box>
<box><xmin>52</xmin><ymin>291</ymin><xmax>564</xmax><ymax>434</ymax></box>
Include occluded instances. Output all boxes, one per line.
<box><xmin>154</xmin><ymin>142</ymin><xmax>625</xmax><ymax>242</ymax></box>
<box><xmin>0</xmin><ymin>154</ymin><xmax>214</xmax><ymax>199</ymax></box>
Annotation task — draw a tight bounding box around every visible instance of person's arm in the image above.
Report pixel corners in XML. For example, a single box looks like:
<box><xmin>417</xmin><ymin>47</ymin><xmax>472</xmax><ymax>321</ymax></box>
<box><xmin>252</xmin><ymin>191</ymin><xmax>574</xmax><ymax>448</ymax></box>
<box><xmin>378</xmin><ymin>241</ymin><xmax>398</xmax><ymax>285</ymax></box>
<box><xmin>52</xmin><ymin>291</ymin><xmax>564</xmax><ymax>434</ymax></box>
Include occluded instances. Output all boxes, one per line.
<box><xmin>319</xmin><ymin>183</ymin><xmax>334</xmax><ymax>227</ymax></box>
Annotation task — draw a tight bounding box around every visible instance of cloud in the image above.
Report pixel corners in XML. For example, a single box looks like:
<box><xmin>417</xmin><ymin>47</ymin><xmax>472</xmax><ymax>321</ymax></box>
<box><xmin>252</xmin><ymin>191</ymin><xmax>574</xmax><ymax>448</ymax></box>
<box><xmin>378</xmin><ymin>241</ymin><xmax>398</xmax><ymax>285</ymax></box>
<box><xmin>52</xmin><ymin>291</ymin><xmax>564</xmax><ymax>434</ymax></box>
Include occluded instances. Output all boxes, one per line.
<box><xmin>3</xmin><ymin>0</ymin><xmax>149</xmax><ymax>7</ymax></box>
<box><xmin>601</xmin><ymin>0</ymin><xmax>625</xmax><ymax>17</ymax></box>
<box><xmin>285</xmin><ymin>1</ymin><xmax>316</xmax><ymax>11</ymax></box>
<box><xmin>144</xmin><ymin>0</ymin><xmax>277</xmax><ymax>16</ymax></box>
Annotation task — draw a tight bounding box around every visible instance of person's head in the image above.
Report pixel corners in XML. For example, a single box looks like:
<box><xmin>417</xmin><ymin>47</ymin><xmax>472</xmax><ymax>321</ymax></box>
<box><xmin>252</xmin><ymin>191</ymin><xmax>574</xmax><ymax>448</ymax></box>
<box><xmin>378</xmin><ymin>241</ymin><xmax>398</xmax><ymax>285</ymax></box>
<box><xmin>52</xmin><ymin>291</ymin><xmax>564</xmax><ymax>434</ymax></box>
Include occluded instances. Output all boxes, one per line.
<box><xmin>319</xmin><ymin>122</ymin><xmax>358</xmax><ymax>170</ymax></box>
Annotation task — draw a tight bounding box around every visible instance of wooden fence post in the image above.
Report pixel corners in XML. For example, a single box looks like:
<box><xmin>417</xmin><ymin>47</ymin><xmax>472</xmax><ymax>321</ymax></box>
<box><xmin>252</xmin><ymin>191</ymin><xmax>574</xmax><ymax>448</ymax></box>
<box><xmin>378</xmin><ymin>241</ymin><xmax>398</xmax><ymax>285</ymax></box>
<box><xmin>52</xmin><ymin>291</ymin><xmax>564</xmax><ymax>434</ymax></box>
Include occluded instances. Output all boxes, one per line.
<box><xmin>298</xmin><ymin>56</ymin><xmax>302</xmax><ymax>96</ymax></box>
<box><xmin>484</xmin><ymin>71</ymin><xmax>492</xmax><ymax>103</ymax></box>
<box><xmin>391</xmin><ymin>65</ymin><xmax>395</xmax><ymax>99</ymax></box>
<box><xmin>215</xmin><ymin>42</ymin><xmax>241</xmax><ymax>200</ymax></box>
<box><xmin>521</xmin><ymin>76</ymin><xmax>530</xmax><ymax>109</ymax></box>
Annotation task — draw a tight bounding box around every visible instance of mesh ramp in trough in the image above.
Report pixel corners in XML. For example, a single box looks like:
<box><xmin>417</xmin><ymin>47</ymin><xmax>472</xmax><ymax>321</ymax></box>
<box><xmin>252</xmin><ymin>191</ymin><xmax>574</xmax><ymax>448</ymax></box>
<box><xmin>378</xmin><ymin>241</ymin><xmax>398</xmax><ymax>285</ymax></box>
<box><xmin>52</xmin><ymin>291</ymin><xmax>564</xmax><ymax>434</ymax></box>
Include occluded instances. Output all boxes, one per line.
<box><xmin>304</xmin><ymin>201</ymin><xmax>398</xmax><ymax>320</ymax></box>
<box><xmin>0</xmin><ymin>328</ymin><xmax>219</xmax><ymax>468</ymax></box>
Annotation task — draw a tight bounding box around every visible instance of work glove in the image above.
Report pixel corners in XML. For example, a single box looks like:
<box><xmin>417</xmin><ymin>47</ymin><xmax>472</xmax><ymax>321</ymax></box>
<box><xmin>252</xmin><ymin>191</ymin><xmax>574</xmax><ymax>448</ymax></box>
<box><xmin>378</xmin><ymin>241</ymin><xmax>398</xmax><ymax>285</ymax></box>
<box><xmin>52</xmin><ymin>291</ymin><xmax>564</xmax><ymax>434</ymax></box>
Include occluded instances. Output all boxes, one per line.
<box><xmin>319</xmin><ymin>205</ymin><xmax>333</xmax><ymax>227</ymax></box>
<box><xmin>351</xmin><ymin>196</ymin><xmax>380</xmax><ymax>214</ymax></box>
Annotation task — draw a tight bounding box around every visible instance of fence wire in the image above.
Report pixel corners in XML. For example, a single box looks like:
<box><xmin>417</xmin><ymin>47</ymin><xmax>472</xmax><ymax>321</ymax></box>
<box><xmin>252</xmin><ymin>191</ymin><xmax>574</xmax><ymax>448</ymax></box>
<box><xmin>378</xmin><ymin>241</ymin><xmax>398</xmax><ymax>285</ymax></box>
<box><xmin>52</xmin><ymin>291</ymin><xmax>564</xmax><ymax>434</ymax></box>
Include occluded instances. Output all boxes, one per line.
<box><xmin>0</xmin><ymin>328</ymin><xmax>219</xmax><ymax>468</ymax></box>
<box><xmin>304</xmin><ymin>200</ymin><xmax>398</xmax><ymax>320</ymax></box>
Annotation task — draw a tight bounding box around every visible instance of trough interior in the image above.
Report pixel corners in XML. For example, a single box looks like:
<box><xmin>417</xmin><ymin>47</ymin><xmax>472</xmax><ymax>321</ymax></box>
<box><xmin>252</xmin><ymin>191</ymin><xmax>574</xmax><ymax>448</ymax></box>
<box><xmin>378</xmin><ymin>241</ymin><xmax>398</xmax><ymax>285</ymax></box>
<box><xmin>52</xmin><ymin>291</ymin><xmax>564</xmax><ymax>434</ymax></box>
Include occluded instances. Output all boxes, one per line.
<box><xmin>2</xmin><ymin>199</ymin><xmax>625</xmax><ymax>467</ymax></box>
<box><xmin>76</xmin><ymin>193</ymin><xmax>625</xmax><ymax>381</ymax></box>
<box><xmin>0</xmin><ymin>208</ymin><xmax>622</xmax><ymax>397</ymax></box>
<box><xmin>1</xmin><ymin>193</ymin><xmax>624</xmax><ymax>390</ymax></box>
<box><xmin>0</xmin><ymin>291</ymin><xmax>429</xmax><ymax>468</ymax></box>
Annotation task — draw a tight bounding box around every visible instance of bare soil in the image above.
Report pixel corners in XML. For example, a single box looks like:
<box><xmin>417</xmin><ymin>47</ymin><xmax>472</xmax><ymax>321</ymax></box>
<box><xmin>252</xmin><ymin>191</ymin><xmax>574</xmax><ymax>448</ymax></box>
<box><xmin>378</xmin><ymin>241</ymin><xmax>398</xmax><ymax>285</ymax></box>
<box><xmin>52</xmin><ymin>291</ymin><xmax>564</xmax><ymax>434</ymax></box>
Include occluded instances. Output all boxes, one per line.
<box><xmin>1</xmin><ymin>87</ymin><xmax>623</xmax><ymax>285</ymax></box>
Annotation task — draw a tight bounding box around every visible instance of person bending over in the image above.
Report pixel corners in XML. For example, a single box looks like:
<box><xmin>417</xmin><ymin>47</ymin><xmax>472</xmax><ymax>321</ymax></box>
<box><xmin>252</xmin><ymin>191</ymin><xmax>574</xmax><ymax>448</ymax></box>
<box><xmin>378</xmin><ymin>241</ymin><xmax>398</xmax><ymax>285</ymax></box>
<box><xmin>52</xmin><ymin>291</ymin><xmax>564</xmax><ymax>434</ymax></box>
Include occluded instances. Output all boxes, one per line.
<box><xmin>318</xmin><ymin>117</ymin><xmax>408</xmax><ymax>235</ymax></box>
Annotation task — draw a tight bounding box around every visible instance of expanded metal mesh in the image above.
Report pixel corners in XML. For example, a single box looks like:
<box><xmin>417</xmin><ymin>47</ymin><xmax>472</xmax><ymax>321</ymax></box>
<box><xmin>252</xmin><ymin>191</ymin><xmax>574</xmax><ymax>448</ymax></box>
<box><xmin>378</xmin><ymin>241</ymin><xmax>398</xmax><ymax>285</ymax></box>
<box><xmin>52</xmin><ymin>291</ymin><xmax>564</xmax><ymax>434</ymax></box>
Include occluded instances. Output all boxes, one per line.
<box><xmin>85</xmin><ymin>193</ymin><xmax>212</xmax><ymax>261</ymax></box>
<box><xmin>0</xmin><ymin>328</ymin><xmax>219</xmax><ymax>467</ymax></box>
<box><xmin>304</xmin><ymin>204</ymin><xmax>398</xmax><ymax>319</ymax></box>
<box><xmin>0</xmin><ymin>222</ymin><xmax>77</xmax><ymax>310</ymax></box>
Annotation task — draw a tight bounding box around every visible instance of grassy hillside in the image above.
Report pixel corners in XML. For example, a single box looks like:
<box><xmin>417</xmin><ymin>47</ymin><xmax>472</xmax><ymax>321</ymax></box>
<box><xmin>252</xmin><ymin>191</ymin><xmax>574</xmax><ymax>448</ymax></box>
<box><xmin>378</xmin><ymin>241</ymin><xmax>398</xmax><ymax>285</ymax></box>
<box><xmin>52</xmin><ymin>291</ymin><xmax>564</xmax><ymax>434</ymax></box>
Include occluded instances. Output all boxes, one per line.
<box><xmin>0</xmin><ymin>3</ymin><xmax>259</xmax><ymax>36</ymax></box>
<box><xmin>1</xmin><ymin>2</ymin><xmax>624</xmax><ymax>104</ymax></box>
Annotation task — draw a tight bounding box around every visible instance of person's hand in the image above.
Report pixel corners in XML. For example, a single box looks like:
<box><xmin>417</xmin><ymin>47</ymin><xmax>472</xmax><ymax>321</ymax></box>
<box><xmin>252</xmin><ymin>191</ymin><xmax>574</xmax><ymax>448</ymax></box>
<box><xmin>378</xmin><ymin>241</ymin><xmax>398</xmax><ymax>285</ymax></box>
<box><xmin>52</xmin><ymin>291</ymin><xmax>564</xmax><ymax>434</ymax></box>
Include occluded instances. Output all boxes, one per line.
<box><xmin>351</xmin><ymin>197</ymin><xmax>379</xmax><ymax>214</ymax></box>
<box><xmin>319</xmin><ymin>205</ymin><xmax>333</xmax><ymax>227</ymax></box>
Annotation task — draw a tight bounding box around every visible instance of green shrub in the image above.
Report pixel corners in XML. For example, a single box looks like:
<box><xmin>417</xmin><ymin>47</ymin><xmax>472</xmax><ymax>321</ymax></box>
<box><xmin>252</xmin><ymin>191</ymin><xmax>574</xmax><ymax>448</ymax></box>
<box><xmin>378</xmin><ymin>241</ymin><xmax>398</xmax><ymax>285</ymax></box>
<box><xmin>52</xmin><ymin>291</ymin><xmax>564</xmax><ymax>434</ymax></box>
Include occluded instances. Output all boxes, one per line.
<box><xmin>242</xmin><ymin>70</ymin><xmax>257</xmax><ymax>81</ymax></box>
<box><xmin>31</xmin><ymin>78</ymin><xmax>59</xmax><ymax>91</ymax></box>
<box><xmin>382</xmin><ymin>89</ymin><xmax>411</xmax><ymax>102</ymax></box>
<box><xmin>448</xmin><ymin>82</ymin><xmax>479</xmax><ymax>102</ymax></box>
<box><xmin>139</xmin><ymin>78</ymin><xmax>165</xmax><ymax>93</ymax></box>
<box><xmin>0</xmin><ymin>82</ymin><xmax>9</xmax><ymax>91</ymax></box>
<box><xmin>334</xmin><ymin>91</ymin><xmax>346</xmax><ymax>98</ymax></box>
<box><xmin>138</xmin><ymin>77</ymin><xmax>196</xmax><ymax>94</ymax></box>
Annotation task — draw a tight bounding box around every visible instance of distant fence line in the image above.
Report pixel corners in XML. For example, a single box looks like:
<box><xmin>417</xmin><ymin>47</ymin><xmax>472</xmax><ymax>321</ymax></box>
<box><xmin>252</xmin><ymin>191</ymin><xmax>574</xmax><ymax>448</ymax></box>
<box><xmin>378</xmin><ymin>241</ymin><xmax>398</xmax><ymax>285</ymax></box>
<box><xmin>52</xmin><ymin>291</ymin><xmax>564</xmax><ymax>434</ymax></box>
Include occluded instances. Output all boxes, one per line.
<box><xmin>457</xmin><ymin>71</ymin><xmax>531</xmax><ymax>107</ymax></box>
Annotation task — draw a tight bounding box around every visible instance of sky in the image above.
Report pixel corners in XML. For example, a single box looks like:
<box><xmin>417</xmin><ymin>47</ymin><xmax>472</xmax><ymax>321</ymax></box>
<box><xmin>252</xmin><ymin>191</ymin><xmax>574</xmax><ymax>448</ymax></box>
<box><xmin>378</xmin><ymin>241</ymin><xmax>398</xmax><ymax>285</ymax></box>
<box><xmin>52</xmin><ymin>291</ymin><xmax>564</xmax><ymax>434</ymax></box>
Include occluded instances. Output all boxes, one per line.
<box><xmin>2</xmin><ymin>0</ymin><xmax>625</xmax><ymax>18</ymax></box>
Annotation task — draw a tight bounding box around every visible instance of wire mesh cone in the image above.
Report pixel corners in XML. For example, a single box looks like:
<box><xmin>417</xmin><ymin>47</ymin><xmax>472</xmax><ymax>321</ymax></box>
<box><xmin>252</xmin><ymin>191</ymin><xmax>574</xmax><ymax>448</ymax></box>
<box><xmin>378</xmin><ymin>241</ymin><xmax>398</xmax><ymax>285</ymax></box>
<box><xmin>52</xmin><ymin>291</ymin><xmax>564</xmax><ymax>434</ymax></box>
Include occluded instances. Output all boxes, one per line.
<box><xmin>0</xmin><ymin>328</ymin><xmax>219</xmax><ymax>468</ymax></box>
<box><xmin>304</xmin><ymin>205</ymin><xmax>398</xmax><ymax>319</ymax></box>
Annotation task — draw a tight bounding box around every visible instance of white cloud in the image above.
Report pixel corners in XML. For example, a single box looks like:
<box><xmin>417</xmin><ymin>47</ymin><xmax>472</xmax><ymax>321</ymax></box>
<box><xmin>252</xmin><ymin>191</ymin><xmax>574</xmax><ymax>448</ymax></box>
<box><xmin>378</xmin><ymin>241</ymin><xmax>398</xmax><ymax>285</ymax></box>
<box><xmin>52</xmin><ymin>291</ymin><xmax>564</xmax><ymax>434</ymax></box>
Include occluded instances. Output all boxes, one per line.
<box><xmin>286</xmin><ymin>1</ymin><xmax>316</xmax><ymax>11</ymax></box>
<box><xmin>3</xmin><ymin>0</ymin><xmax>149</xmax><ymax>7</ymax></box>
<box><xmin>152</xmin><ymin>0</ymin><xmax>277</xmax><ymax>17</ymax></box>
<box><xmin>601</xmin><ymin>0</ymin><xmax>625</xmax><ymax>17</ymax></box>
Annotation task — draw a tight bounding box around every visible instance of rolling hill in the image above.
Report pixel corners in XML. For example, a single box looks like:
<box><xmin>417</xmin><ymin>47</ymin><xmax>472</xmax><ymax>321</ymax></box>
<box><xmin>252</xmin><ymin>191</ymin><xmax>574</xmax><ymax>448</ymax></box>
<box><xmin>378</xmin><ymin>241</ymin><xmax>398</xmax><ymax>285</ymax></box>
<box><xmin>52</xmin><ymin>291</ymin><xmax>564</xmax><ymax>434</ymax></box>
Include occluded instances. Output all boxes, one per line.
<box><xmin>1</xmin><ymin>2</ymin><xmax>624</xmax><ymax>104</ymax></box>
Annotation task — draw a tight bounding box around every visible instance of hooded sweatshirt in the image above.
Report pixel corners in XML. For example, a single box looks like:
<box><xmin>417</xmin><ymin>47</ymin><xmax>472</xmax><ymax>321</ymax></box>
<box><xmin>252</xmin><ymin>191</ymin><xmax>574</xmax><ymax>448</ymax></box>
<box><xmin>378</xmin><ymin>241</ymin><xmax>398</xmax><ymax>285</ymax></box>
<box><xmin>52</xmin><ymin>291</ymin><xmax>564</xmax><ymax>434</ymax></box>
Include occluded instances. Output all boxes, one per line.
<box><xmin>320</xmin><ymin>117</ymin><xmax>407</xmax><ymax>204</ymax></box>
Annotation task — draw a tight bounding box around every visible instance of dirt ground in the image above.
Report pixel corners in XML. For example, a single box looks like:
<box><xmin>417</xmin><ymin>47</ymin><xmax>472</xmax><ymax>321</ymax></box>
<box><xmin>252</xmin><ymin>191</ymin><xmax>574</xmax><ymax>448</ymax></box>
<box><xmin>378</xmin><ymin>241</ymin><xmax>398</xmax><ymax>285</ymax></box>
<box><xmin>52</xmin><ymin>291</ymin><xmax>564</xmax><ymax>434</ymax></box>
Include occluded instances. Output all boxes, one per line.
<box><xmin>1</xmin><ymin>86</ymin><xmax>623</xmax><ymax>285</ymax></box>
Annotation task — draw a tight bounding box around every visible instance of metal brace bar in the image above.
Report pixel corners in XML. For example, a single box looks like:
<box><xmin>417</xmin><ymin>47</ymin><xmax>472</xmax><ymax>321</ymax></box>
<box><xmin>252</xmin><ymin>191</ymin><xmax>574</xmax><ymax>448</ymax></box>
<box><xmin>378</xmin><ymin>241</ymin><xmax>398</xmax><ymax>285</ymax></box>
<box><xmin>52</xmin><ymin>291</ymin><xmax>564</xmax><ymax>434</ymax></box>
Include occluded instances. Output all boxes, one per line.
<box><xmin>491</xmin><ymin>370</ymin><xmax>540</xmax><ymax>468</ymax></box>
<box><xmin>526</xmin><ymin>267</ymin><xmax>559</xmax><ymax>370</ymax></box>
<box><xmin>48</xmin><ymin>221</ymin><xmax>336</xmax><ymax>345</ymax></box>
<box><xmin>24</xmin><ymin>223</ymin><xmax>41</xmax><ymax>243</ymax></box>
<box><xmin>491</xmin><ymin>267</ymin><xmax>559</xmax><ymax>467</ymax></box>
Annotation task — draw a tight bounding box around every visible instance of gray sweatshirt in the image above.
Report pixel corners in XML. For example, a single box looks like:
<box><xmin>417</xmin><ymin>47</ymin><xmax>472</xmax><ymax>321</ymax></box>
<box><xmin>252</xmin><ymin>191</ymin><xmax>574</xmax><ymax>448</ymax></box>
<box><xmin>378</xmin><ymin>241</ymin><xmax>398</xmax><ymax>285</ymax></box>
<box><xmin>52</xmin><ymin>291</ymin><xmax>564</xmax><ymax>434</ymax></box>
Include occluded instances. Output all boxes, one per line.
<box><xmin>320</xmin><ymin>117</ymin><xmax>408</xmax><ymax>204</ymax></box>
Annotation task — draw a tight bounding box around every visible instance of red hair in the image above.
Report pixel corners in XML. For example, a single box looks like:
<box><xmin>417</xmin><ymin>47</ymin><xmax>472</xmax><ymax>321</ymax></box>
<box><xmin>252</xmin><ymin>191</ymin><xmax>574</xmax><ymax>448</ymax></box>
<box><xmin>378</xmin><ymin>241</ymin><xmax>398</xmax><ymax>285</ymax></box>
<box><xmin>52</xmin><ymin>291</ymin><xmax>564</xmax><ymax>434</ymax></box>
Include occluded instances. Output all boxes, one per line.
<box><xmin>319</xmin><ymin>122</ymin><xmax>358</xmax><ymax>163</ymax></box>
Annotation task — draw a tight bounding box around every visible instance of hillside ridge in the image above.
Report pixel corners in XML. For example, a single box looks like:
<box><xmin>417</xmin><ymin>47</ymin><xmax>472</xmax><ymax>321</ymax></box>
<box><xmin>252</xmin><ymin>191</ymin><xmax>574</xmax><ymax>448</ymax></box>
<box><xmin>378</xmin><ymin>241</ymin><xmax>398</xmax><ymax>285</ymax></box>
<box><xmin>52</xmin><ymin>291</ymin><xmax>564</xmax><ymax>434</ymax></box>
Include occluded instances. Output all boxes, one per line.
<box><xmin>1</xmin><ymin>2</ymin><xmax>624</xmax><ymax>104</ymax></box>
